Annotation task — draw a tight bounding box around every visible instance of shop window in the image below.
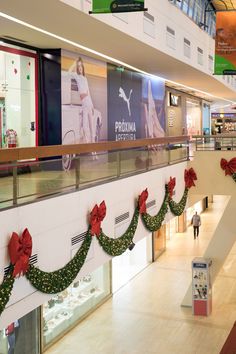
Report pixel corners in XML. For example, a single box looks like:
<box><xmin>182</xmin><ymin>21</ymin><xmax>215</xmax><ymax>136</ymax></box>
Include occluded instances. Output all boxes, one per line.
<box><xmin>0</xmin><ymin>309</ymin><xmax>40</xmax><ymax>354</ymax></box>
<box><xmin>42</xmin><ymin>263</ymin><xmax>111</xmax><ymax>350</ymax></box>
<box><xmin>166</xmin><ymin>26</ymin><xmax>176</xmax><ymax>50</ymax></box>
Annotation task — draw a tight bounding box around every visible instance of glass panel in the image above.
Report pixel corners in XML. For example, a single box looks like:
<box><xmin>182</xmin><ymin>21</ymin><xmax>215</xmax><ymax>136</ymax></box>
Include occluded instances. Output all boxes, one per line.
<box><xmin>120</xmin><ymin>147</ymin><xmax>148</xmax><ymax>175</ymax></box>
<box><xmin>0</xmin><ymin>163</ymin><xmax>14</xmax><ymax>208</ymax></box>
<box><xmin>148</xmin><ymin>144</ymin><xmax>169</xmax><ymax>168</ymax></box>
<box><xmin>79</xmin><ymin>151</ymin><xmax>117</xmax><ymax>186</ymax></box>
<box><xmin>3</xmin><ymin>51</ymin><xmax>36</xmax><ymax>148</ymax></box>
<box><xmin>169</xmin><ymin>143</ymin><xmax>188</xmax><ymax>163</ymax></box>
<box><xmin>0</xmin><ymin>308</ymin><xmax>40</xmax><ymax>354</ymax></box>
<box><xmin>17</xmin><ymin>158</ymin><xmax>76</xmax><ymax>204</ymax></box>
<box><xmin>42</xmin><ymin>262</ymin><xmax>111</xmax><ymax>349</ymax></box>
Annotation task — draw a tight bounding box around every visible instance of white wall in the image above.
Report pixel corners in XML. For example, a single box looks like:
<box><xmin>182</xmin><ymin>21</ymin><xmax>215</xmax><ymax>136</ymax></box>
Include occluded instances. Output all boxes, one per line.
<box><xmin>61</xmin><ymin>0</ymin><xmax>236</xmax><ymax>92</ymax></box>
<box><xmin>0</xmin><ymin>161</ymin><xmax>187</xmax><ymax>328</ymax></box>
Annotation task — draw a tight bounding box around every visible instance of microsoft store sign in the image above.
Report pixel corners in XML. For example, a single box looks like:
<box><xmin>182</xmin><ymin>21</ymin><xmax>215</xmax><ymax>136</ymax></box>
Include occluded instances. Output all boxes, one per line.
<box><xmin>90</xmin><ymin>0</ymin><xmax>147</xmax><ymax>14</ymax></box>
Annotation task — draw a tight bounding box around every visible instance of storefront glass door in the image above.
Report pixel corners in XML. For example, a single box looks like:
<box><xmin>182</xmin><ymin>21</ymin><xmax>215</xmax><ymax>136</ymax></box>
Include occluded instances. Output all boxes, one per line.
<box><xmin>0</xmin><ymin>45</ymin><xmax>37</xmax><ymax>148</ymax></box>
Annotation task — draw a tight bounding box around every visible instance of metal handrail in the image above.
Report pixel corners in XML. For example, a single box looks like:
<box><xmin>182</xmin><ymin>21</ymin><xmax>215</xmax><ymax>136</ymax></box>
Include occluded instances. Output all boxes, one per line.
<box><xmin>0</xmin><ymin>136</ymin><xmax>189</xmax><ymax>163</ymax></box>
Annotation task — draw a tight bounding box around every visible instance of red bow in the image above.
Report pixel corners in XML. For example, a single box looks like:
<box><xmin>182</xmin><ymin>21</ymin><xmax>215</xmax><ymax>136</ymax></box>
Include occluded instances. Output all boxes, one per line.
<box><xmin>168</xmin><ymin>177</ymin><xmax>176</xmax><ymax>198</ymax></box>
<box><xmin>220</xmin><ymin>158</ymin><xmax>236</xmax><ymax>176</ymax></box>
<box><xmin>138</xmin><ymin>188</ymin><xmax>148</xmax><ymax>214</ymax></box>
<box><xmin>184</xmin><ymin>168</ymin><xmax>197</xmax><ymax>189</ymax></box>
<box><xmin>90</xmin><ymin>201</ymin><xmax>106</xmax><ymax>236</ymax></box>
<box><xmin>8</xmin><ymin>228</ymin><xmax>32</xmax><ymax>278</ymax></box>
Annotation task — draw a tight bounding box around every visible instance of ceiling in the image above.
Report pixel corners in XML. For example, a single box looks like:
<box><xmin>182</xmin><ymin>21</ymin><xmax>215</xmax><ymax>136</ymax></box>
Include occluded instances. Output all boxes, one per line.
<box><xmin>211</xmin><ymin>0</ymin><xmax>236</xmax><ymax>11</ymax></box>
<box><xmin>0</xmin><ymin>0</ymin><xmax>236</xmax><ymax>107</ymax></box>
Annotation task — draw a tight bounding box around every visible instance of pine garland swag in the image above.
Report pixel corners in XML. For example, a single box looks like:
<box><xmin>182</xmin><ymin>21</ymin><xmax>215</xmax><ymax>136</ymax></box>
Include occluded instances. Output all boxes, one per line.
<box><xmin>232</xmin><ymin>173</ymin><xmax>236</xmax><ymax>183</ymax></box>
<box><xmin>97</xmin><ymin>207</ymin><xmax>139</xmax><ymax>256</ymax></box>
<box><xmin>168</xmin><ymin>187</ymin><xmax>188</xmax><ymax>216</ymax></box>
<box><xmin>141</xmin><ymin>187</ymin><xmax>169</xmax><ymax>232</ymax></box>
<box><xmin>0</xmin><ymin>267</ymin><xmax>15</xmax><ymax>316</ymax></box>
<box><xmin>26</xmin><ymin>230</ymin><xmax>92</xmax><ymax>294</ymax></box>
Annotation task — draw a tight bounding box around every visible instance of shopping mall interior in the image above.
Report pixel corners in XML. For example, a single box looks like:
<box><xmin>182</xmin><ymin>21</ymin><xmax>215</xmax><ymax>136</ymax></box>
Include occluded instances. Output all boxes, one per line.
<box><xmin>0</xmin><ymin>0</ymin><xmax>236</xmax><ymax>353</ymax></box>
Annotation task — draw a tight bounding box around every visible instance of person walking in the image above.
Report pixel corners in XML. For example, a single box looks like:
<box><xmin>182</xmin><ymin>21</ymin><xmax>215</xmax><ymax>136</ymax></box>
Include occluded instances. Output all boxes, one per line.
<box><xmin>191</xmin><ymin>212</ymin><xmax>201</xmax><ymax>239</ymax></box>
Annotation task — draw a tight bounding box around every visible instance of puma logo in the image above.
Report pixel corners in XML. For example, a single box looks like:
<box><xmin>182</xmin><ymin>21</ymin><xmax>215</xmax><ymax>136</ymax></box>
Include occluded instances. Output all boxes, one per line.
<box><xmin>119</xmin><ymin>87</ymin><xmax>133</xmax><ymax>116</ymax></box>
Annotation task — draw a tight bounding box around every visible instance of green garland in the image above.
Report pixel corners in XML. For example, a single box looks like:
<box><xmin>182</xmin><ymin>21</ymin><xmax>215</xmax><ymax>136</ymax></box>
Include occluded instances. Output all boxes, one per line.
<box><xmin>141</xmin><ymin>187</ymin><xmax>169</xmax><ymax>232</ymax></box>
<box><xmin>26</xmin><ymin>230</ymin><xmax>92</xmax><ymax>294</ymax></box>
<box><xmin>168</xmin><ymin>187</ymin><xmax>189</xmax><ymax>216</ymax></box>
<box><xmin>232</xmin><ymin>173</ymin><xmax>236</xmax><ymax>183</ymax></box>
<box><xmin>97</xmin><ymin>207</ymin><xmax>139</xmax><ymax>256</ymax></box>
<box><xmin>0</xmin><ymin>267</ymin><xmax>15</xmax><ymax>316</ymax></box>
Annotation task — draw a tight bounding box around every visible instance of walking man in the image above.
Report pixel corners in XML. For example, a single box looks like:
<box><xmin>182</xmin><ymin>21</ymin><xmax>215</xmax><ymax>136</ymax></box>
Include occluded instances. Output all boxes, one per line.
<box><xmin>191</xmin><ymin>212</ymin><xmax>201</xmax><ymax>239</ymax></box>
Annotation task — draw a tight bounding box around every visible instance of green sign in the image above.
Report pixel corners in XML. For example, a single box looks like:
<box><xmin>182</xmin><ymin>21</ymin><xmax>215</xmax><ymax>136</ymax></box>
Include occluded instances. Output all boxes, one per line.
<box><xmin>91</xmin><ymin>0</ymin><xmax>145</xmax><ymax>14</ymax></box>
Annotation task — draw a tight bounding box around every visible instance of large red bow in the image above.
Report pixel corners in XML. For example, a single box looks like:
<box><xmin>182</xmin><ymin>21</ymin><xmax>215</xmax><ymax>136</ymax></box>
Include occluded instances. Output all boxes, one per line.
<box><xmin>184</xmin><ymin>168</ymin><xmax>197</xmax><ymax>189</ymax></box>
<box><xmin>8</xmin><ymin>228</ymin><xmax>32</xmax><ymax>278</ymax></box>
<box><xmin>90</xmin><ymin>201</ymin><xmax>106</xmax><ymax>236</ymax></box>
<box><xmin>138</xmin><ymin>188</ymin><xmax>148</xmax><ymax>214</ymax></box>
<box><xmin>220</xmin><ymin>158</ymin><xmax>236</xmax><ymax>176</ymax></box>
<box><xmin>168</xmin><ymin>177</ymin><xmax>176</xmax><ymax>198</ymax></box>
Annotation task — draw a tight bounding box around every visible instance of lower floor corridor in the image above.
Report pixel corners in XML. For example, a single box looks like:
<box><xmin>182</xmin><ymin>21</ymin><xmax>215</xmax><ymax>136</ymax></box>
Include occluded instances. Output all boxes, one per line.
<box><xmin>46</xmin><ymin>196</ymin><xmax>236</xmax><ymax>354</ymax></box>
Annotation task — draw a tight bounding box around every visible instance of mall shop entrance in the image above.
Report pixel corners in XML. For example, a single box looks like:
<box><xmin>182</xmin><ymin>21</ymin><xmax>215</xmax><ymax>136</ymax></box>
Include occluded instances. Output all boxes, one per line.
<box><xmin>0</xmin><ymin>43</ymin><xmax>38</xmax><ymax>148</ymax></box>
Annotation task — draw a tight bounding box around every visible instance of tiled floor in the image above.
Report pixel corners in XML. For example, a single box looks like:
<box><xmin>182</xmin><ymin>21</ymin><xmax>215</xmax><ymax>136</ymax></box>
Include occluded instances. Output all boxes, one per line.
<box><xmin>45</xmin><ymin>196</ymin><xmax>236</xmax><ymax>354</ymax></box>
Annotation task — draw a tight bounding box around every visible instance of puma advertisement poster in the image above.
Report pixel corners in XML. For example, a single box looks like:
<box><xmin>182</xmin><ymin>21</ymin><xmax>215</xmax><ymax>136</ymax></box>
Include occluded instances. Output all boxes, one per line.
<box><xmin>107</xmin><ymin>64</ymin><xmax>142</xmax><ymax>141</ymax></box>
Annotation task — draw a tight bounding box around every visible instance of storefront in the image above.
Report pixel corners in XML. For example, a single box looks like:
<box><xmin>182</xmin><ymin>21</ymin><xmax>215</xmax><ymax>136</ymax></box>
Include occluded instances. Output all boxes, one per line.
<box><xmin>0</xmin><ymin>263</ymin><xmax>111</xmax><ymax>353</ymax></box>
<box><xmin>186</xmin><ymin>98</ymin><xmax>202</xmax><ymax>138</ymax></box>
<box><xmin>112</xmin><ymin>236</ymin><xmax>152</xmax><ymax>292</ymax></box>
<box><xmin>211</xmin><ymin>113</ymin><xmax>236</xmax><ymax>134</ymax></box>
<box><xmin>0</xmin><ymin>43</ymin><xmax>38</xmax><ymax>148</ymax></box>
<box><xmin>152</xmin><ymin>225</ymin><xmax>166</xmax><ymax>260</ymax></box>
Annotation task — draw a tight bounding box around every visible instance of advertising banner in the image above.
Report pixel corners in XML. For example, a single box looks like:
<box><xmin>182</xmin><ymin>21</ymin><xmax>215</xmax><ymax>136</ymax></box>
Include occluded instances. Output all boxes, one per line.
<box><xmin>61</xmin><ymin>50</ymin><xmax>107</xmax><ymax>169</ymax></box>
<box><xmin>141</xmin><ymin>77</ymin><xmax>165</xmax><ymax>138</ymax></box>
<box><xmin>91</xmin><ymin>0</ymin><xmax>145</xmax><ymax>14</ymax></box>
<box><xmin>215</xmin><ymin>11</ymin><xmax>236</xmax><ymax>75</ymax></box>
<box><xmin>107</xmin><ymin>64</ymin><xmax>142</xmax><ymax>141</ymax></box>
<box><xmin>61</xmin><ymin>50</ymin><xmax>107</xmax><ymax>144</ymax></box>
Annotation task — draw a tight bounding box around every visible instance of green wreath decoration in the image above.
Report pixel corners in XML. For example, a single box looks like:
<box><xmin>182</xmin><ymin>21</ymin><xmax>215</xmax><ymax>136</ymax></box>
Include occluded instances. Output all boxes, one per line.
<box><xmin>26</xmin><ymin>230</ymin><xmax>92</xmax><ymax>294</ymax></box>
<box><xmin>97</xmin><ymin>207</ymin><xmax>139</xmax><ymax>256</ymax></box>
<box><xmin>0</xmin><ymin>267</ymin><xmax>15</xmax><ymax>316</ymax></box>
<box><xmin>168</xmin><ymin>187</ymin><xmax>189</xmax><ymax>216</ymax></box>
<box><xmin>141</xmin><ymin>187</ymin><xmax>169</xmax><ymax>232</ymax></box>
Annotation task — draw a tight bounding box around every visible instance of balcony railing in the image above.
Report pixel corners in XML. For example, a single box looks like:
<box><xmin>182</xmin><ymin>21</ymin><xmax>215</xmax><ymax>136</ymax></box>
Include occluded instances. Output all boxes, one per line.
<box><xmin>0</xmin><ymin>136</ymin><xmax>189</xmax><ymax>209</ymax></box>
<box><xmin>192</xmin><ymin>134</ymin><xmax>236</xmax><ymax>151</ymax></box>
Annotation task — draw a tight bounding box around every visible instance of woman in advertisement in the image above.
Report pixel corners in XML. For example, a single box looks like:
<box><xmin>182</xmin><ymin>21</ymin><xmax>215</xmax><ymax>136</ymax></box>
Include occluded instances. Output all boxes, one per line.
<box><xmin>144</xmin><ymin>79</ymin><xmax>165</xmax><ymax>138</ymax></box>
<box><xmin>69</xmin><ymin>57</ymin><xmax>97</xmax><ymax>145</ymax></box>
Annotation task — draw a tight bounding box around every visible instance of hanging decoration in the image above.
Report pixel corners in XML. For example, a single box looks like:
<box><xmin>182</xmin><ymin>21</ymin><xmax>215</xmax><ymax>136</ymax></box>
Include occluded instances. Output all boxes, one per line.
<box><xmin>184</xmin><ymin>167</ymin><xmax>197</xmax><ymax>188</ymax></box>
<box><xmin>141</xmin><ymin>186</ymin><xmax>169</xmax><ymax>232</ymax></box>
<box><xmin>26</xmin><ymin>230</ymin><xmax>92</xmax><ymax>294</ymax></box>
<box><xmin>0</xmin><ymin>267</ymin><xmax>15</xmax><ymax>316</ymax></box>
<box><xmin>167</xmin><ymin>177</ymin><xmax>176</xmax><ymax>198</ymax></box>
<box><xmin>0</xmin><ymin>168</ymin><xmax>197</xmax><ymax>316</ymax></box>
<box><xmin>89</xmin><ymin>201</ymin><xmax>106</xmax><ymax>236</ymax></box>
<box><xmin>97</xmin><ymin>207</ymin><xmax>139</xmax><ymax>257</ymax></box>
<box><xmin>221</xmin><ymin>158</ymin><xmax>236</xmax><ymax>182</ymax></box>
<box><xmin>168</xmin><ymin>168</ymin><xmax>197</xmax><ymax>216</ymax></box>
<box><xmin>138</xmin><ymin>188</ymin><xmax>148</xmax><ymax>214</ymax></box>
<box><xmin>8</xmin><ymin>229</ymin><xmax>32</xmax><ymax>278</ymax></box>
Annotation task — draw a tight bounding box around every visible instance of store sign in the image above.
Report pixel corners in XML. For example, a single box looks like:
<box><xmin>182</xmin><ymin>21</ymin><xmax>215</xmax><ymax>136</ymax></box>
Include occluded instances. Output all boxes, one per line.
<box><xmin>211</xmin><ymin>113</ymin><xmax>236</xmax><ymax>119</ymax></box>
<box><xmin>91</xmin><ymin>0</ymin><xmax>146</xmax><ymax>14</ymax></box>
<box><xmin>214</xmin><ymin>11</ymin><xmax>236</xmax><ymax>75</ymax></box>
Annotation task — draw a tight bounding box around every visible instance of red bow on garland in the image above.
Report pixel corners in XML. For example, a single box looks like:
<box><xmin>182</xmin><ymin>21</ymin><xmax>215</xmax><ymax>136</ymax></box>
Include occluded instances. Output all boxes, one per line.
<box><xmin>184</xmin><ymin>168</ymin><xmax>197</xmax><ymax>189</ymax></box>
<box><xmin>138</xmin><ymin>188</ymin><xmax>148</xmax><ymax>214</ymax></box>
<box><xmin>220</xmin><ymin>158</ymin><xmax>236</xmax><ymax>176</ymax></box>
<box><xmin>90</xmin><ymin>201</ymin><xmax>106</xmax><ymax>236</ymax></box>
<box><xmin>168</xmin><ymin>177</ymin><xmax>176</xmax><ymax>198</ymax></box>
<box><xmin>8</xmin><ymin>228</ymin><xmax>32</xmax><ymax>278</ymax></box>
